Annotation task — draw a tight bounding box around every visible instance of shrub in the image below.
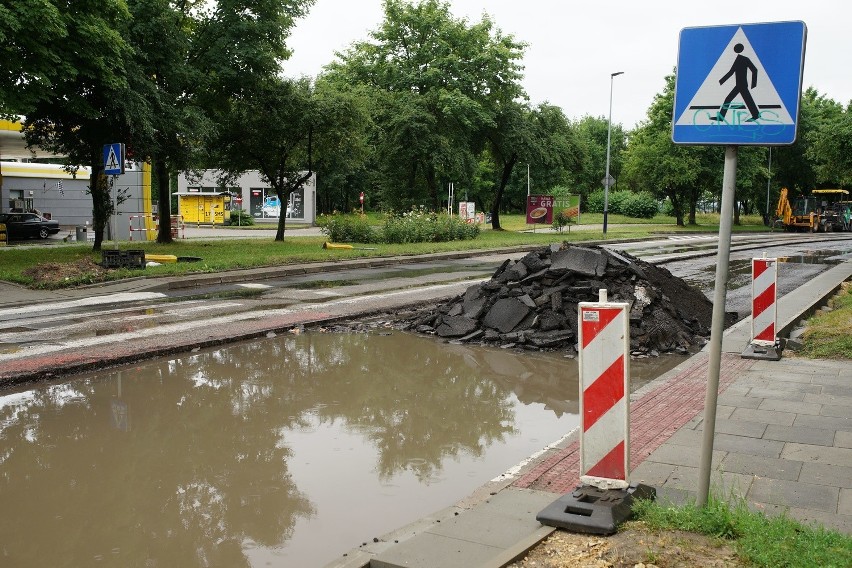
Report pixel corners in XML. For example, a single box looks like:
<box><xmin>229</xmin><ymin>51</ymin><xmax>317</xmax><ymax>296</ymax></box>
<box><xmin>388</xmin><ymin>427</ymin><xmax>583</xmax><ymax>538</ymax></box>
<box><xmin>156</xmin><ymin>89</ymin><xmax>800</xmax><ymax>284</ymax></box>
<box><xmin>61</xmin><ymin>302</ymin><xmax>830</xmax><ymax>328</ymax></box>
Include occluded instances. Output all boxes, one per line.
<box><xmin>607</xmin><ymin>191</ymin><xmax>632</xmax><ymax>215</ymax></box>
<box><xmin>585</xmin><ymin>190</ymin><xmax>658</xmax><ymax>218</ymax></box>
<box><xmin>380</xmin><ymin>207</ymin><xmax>479</xmax><ymax>243</ymax></box>
<box><xmin>552</xmin><ymin>210</ymin><xmax>575</xmax><ymax>233</ymax></box>
<box><xmin>585</xmin><ymin>190</ymin><xmax>625</xmax><ymax>214</ymax></box>
<box><xmin>226</xmin><ymin>209</ymin><xmax>254</xmax><ymax>226</ymax></box>
<box><xmin>318</xmin><ymin>214</ymin><xmax>377</xmax><ymax>243</ymax></box>
<box><xmin>585</xmin><ymin>190</ymin><xmax>606</xmax><ymax>213</ymax></box>
<box><xmin>620</xmin><ymin>192</ymin><xmax>660</xmax><ymax>219</ymax></box>
<box><xmin>318</xmin><ymin>209</ymin><xmax>479</xmax><ymax>244</ymax></box>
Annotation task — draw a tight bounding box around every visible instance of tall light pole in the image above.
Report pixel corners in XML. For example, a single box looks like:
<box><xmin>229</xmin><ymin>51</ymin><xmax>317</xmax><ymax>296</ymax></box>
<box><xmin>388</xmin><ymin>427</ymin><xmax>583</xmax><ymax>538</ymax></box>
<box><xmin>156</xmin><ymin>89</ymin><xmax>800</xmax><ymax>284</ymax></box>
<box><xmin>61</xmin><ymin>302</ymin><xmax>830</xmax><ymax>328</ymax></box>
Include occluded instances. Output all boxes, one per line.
<box><xmin>603</xmin><ymin>71</ymin><xmax>624</xmax><ymax>235</ymax></box>
<box><xmin>765</xmin><ymin>147</ymin><xmax>772</xmax><ymax>223</ymax></box>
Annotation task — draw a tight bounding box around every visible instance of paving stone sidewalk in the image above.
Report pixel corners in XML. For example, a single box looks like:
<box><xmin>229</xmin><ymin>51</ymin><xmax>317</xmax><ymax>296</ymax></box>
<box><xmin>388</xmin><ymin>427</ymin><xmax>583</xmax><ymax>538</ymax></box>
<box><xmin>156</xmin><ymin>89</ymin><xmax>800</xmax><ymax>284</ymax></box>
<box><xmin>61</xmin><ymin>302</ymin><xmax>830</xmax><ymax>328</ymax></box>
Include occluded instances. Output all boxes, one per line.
<box><xmin>642</xmin><ymin>356</ymin><xmax>852</xmax><ymax>534</ymax></box>
<box><xmin>511</xmin><ymin>352</ymin><xmax>851</xmax><ymax>534</ymax></box>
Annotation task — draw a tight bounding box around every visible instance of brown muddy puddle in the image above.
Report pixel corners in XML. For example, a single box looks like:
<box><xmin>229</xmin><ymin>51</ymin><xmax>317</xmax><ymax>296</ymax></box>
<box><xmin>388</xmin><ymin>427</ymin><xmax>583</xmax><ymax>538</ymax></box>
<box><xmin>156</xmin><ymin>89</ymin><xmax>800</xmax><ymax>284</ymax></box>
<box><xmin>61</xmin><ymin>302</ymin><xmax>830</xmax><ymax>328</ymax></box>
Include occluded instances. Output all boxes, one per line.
<box><xmin>0</xmin><ymin>331</ymin><xmax>683</xmax><ymax>567</ymax></box>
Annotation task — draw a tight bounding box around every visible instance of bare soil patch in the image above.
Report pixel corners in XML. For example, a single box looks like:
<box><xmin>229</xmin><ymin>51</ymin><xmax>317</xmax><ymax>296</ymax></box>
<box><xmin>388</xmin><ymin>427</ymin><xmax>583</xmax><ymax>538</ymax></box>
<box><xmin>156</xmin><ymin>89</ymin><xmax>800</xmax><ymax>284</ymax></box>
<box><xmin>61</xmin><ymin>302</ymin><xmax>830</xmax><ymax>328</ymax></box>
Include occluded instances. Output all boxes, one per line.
<box><xmin>21</xmin><ymin>258</ymin><xmax>109</xmax><ymax>289</ymax></box>
<box><xmin>507</xmin><ymin>523</ymin><xmax>745</xmax><ymax>568</ymax></box>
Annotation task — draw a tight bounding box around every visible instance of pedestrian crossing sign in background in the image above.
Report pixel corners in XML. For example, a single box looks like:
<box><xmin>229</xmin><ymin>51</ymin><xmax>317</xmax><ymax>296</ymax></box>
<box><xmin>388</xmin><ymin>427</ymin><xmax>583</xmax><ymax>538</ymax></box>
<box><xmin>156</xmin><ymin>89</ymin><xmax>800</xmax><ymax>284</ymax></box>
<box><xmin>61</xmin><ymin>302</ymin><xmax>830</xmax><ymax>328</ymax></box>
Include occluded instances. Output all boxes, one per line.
<box><xmin>672</xmin><ymin>21</ymin><xmax>806</xmax><ymax>146</ymax></box>
<box><xmin>103</xmin><ymin>143</ymin><xmax>125</xmax><ymax>175</ymax></box>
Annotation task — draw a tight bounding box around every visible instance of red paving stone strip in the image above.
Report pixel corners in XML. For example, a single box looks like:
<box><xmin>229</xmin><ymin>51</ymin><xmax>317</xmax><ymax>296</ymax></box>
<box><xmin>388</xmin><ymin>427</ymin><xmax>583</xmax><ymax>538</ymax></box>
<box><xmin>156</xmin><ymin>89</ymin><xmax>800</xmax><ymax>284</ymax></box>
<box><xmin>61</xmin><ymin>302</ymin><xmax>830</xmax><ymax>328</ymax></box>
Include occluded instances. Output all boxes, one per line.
<box><xmin>513</xmin><ymin>353</ymin><xmax>756</xmax><ymax>494</ymax></box>
<box><xmin>0</xmin><ymin>311</ymin><xmax>335</xmax><ymax>387</ymax></box>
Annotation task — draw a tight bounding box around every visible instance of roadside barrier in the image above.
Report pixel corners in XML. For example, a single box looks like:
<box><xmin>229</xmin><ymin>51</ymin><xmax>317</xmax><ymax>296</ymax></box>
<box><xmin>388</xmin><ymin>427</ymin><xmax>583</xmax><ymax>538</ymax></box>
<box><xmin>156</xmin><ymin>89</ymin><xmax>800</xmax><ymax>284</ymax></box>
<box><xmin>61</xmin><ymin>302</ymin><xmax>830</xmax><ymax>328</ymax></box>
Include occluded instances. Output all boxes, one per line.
<box><xmin>160</xmin><ymin>215</ymin><xmax>185</xmax><ymax>239</ymax></box>
<box><xmin>751</xmin><ymin>257</ymin><xmax>778</xmax><ymax>345</ymax></box>
<box><xmin>129</xmin><ymin>214</ymin><xmax>185</xmax><ymax>240</ymax></box>
<box><xmin>578</xmin><ymin>292</ymin><xmax>631</xmax><ymax>489</ymax></box>
<box><xmin>741</xmin><ymin>256</ymin><xmax>781</xmax><ymax>361</ymax></box>
<box><xmin>536</xmin><ymin>290</ymin><xmax>654</xmax><ymax>535</ymax></box>
<box><xmin>129</xmin><ymin>214</ymin><xmax>156</xmax><ymax>241</ymax></box>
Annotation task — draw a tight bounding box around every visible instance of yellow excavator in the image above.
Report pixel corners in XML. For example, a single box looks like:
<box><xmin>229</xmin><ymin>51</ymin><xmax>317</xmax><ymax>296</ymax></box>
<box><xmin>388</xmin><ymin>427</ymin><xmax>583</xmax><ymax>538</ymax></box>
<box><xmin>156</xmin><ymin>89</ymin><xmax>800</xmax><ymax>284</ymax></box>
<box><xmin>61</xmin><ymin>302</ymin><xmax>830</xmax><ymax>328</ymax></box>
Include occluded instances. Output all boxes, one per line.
<box><xmin>775</xmin><ymin>188</ymin><xmax>851</xmax><ymax>232</ymax></box>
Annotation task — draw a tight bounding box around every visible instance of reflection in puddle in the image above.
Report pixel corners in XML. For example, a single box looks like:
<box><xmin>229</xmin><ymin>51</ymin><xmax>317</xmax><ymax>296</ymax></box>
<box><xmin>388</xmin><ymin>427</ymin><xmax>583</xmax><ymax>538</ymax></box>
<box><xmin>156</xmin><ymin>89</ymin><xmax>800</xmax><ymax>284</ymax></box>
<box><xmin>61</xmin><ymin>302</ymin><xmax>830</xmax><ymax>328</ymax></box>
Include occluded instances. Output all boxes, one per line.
<box><xmin>777</xmin><ymin>250</ymin><xmax>842</xmax><ymax>264</ymax></box>
<box><xmin>687</xmin><ymin>250</ymin><xmax>845</xmax><ymax>295</ymax></box>
<box><xmin>0</xmin><ymin>331</ymin><xmax>683</xmax><ymax>566</ymax></box>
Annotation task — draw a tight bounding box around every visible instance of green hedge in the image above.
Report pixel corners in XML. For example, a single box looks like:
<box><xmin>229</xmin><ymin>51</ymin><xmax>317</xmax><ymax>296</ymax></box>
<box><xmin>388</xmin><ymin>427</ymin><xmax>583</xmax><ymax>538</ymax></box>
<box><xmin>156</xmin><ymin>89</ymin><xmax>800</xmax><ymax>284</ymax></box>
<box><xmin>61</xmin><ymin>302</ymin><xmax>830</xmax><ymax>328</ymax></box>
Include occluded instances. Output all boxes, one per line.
<box><xmin>585</xmin><ymin>190</ymin><xmax>659</xmax><ymax>219</ymax></box>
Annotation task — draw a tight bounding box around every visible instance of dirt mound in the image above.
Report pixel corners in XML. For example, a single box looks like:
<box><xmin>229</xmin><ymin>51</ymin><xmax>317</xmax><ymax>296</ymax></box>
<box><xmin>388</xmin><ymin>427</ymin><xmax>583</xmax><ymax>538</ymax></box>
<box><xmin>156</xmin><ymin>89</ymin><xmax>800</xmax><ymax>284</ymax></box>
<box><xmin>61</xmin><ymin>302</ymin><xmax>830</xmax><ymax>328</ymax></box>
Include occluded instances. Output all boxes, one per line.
<box><xmin>506</xmin><ymin>523</ymin><xmax>745</xmax><ymax>567</ymax></box>
<box><xmin>400</xmin><ymin>244</ymin><xmax>720</xmax><ymax>355</ymax></box>
<box><xmin>21</xmin><ymin>258</ymin><xmax>109</xmax><ymax>289</ymax></box>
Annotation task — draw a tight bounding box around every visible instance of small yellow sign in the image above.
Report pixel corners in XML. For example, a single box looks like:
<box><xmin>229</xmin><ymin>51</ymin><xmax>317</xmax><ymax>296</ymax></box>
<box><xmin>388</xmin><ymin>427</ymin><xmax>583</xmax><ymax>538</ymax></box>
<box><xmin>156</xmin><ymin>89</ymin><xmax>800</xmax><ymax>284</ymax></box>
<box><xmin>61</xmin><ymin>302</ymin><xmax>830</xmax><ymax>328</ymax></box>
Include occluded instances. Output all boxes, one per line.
<box><xmin>0</xmin><ymin>223</ymin><xmax>6</xmax><ymax>246</ymax></box>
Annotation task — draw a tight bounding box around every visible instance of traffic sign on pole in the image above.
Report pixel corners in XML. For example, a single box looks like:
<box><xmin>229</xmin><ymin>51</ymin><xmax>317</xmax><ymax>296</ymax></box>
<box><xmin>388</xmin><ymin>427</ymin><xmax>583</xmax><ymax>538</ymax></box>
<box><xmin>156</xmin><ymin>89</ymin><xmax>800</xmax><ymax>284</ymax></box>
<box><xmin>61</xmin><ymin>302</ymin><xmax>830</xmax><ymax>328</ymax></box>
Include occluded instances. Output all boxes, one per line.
<box><xmin>103</xmin><ymin>143</ymin><xmax>125</xmax><ymax>175</ymax></box>
<box><xmin>672</xmin><ymin>21</ymin><xmax>806</xmax><ymax>145</ymax></box>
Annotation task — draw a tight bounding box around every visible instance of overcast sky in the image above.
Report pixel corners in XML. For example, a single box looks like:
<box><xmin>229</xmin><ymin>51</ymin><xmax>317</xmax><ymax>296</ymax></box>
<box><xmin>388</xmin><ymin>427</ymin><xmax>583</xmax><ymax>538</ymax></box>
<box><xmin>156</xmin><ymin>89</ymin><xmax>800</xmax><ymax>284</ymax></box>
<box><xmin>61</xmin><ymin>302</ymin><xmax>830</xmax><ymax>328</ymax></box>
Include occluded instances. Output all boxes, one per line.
<box><xmin>283</xmin><ymin>0</ymin><xmax>850</xmax><ymax>129</ymax></box>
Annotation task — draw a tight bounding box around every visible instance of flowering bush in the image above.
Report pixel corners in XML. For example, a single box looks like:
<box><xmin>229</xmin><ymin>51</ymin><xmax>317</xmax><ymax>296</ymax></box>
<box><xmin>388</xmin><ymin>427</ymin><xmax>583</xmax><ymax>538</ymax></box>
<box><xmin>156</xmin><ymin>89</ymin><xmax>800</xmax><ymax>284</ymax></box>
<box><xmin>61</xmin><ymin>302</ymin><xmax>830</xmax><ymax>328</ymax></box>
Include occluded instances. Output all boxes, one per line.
<box><xmin>319</xmin><ymin>208</ymin><xmax>479</xmax><ymax>244</ymax></box>
<box><xmin>380</xmin><ymin>207</ymin><xmax>479</xmax><ymax>243</ymax></box>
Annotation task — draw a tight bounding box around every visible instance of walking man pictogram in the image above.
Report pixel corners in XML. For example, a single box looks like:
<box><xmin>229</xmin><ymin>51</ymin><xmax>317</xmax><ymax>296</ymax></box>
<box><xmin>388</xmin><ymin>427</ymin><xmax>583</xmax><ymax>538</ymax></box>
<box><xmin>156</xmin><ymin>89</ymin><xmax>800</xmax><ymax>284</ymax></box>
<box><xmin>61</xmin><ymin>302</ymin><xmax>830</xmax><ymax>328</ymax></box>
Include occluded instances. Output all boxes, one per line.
<box><xmin>712</xmin><ymin>43</ymin><xmax>759</xmax><ymax>122</ymax></box>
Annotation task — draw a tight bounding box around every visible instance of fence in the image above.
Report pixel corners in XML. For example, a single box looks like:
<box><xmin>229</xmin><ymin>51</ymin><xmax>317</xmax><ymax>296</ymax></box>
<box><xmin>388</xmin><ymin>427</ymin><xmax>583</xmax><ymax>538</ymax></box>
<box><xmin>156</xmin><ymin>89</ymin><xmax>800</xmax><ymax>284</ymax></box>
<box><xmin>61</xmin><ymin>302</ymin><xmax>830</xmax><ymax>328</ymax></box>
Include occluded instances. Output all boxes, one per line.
<box><xmin>129</xmin><ymin>214</ymin><xmax>185</xmax><ymax>240</ymax></box>
<box><xmin>129</xmin><ymin>214</ymin><xmax>156</xmax><ymax>241</ymax></box>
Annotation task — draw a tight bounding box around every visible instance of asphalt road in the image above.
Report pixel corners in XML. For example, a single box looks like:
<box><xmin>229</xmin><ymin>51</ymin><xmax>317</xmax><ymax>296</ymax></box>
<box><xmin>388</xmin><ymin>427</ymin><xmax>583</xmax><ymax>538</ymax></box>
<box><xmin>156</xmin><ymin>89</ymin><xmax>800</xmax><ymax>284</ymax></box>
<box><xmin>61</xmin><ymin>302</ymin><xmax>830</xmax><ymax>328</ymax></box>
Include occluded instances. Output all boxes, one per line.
<box><xmin>2</xmin><ymin>232</ymin><xmax>851</xmax><ymax>385</ymax></box>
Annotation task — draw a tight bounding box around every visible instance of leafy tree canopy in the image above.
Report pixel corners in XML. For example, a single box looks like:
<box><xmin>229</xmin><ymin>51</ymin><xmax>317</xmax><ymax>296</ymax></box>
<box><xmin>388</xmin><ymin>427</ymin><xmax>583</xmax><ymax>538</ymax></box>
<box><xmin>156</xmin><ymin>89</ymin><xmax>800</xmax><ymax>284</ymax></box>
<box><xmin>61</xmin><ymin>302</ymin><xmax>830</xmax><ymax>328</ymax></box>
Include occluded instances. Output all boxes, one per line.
<box><xmin>325</xmin><ymin>0</ymin><xmax>526</xmax><ymax>210</ymax></box>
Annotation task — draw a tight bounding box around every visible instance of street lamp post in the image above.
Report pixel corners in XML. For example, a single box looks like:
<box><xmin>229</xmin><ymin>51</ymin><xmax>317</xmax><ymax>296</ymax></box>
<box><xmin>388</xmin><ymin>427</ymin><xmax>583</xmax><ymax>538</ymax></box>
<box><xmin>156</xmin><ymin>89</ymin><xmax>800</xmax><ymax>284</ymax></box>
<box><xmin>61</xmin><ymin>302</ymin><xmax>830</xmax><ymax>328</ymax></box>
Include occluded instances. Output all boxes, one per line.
<box><xmin>765</xmin><ymin>147</ymin><xmax>772</xmax><ymax>223</ymax></box>
<box><xmin>603</xmin><ymin>71</ymin><xmax>624</xmax><ymax>235</ymax></box>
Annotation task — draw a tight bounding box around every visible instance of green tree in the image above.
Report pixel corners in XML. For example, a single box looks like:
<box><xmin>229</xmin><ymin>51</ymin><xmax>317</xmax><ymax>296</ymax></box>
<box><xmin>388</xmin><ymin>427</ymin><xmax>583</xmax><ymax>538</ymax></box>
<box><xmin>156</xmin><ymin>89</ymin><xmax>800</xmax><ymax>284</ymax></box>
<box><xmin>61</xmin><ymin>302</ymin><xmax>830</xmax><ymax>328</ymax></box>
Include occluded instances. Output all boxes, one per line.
<box><xmin>481</xmin><ymin>101</ymin><xmax>533</xmax><ymax>229</ymax></box>
<box><xmin>213</xmin><ymin>77</ymin><xmax>365</xmax><ymax>240</ymax></box>
<box><xmin>527</xmin><ymin>104</ymin><xmax>583</xmax><ymax>192</ymax></box>
<box><xmin>7</xmin><ymin>0</ymin><xmax>314</xmax><ymax>248</ymax></box>
<box><xmin>806</xmin><ymin>96</ymin><xmax>852</xmax><ymax>188</ymax></box>
<box><xmin>326</xmin><ymin>0</ymin><xmax>526</xmax><ymax>210</ymax></box>
<box><xmin>130</xmin><ymin>0</ymin><xmax>315</xmax><ymax>243</ymax></box>
<box><xmin>570</xmin><ymin>115</ymin><xmax>627</xmax><ymax>196</ymax></box>
<box><xmin>771</xmin><ymin>88</ymin><xmax>838</xmax><ymax>196</ymax></box>
<box><xmin>19</xmin><ymin>1</ymin><xmax>153</xmax><ymax>250</ymax></box>
<box><xmin>482</xmin><ymin>102</ymin><xmax>581</xmax><ymax>229</ymax></box>
<box><xmin>623</xmin><ymin>74</ymin><xmax>700</xmax><ymax>226</ymax></box>
<box><xmin>0</xmin><ymin>0</ymin><xmax>67</xmax><ymax>117</ymax></box>
<box><xmin>126</xmin><ymin>0</ymin><xmax>200</xmax><ymax>244</ymax></box>
<box><xmin>311</xmin><ymin>80</ymin><xmax>373</xmax><ymax>213</ymax></box>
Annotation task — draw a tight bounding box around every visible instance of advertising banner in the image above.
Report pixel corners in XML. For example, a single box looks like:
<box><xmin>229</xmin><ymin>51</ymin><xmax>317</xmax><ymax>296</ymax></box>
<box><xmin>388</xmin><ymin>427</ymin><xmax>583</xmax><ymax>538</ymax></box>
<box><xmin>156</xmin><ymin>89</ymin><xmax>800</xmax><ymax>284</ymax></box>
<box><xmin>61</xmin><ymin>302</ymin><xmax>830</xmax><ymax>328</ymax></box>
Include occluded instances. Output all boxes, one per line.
<box><xmin>553</xmin><ymin>194</ymin><xmax>581</xmax><ymax>223</ymax></box>
<box><xmin>459</xmin><ymin>201</ymin><xmax>476</xmax><ymax>222</ymax></box>
<box><xmin>526</xmin><ymin>195</ymin><xmax>554</xmax><ymax>224</ymax></box>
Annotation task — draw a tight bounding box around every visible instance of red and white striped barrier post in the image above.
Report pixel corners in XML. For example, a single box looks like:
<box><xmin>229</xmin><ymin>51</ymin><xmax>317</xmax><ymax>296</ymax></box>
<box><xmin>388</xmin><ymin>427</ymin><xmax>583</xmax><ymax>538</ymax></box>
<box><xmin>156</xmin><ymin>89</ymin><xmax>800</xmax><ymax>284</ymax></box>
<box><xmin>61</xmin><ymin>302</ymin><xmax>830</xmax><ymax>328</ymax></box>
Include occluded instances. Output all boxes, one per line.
<box><xmin>536</xmin><ymin>289</ymin><xmax>654</xmax><ymax>534</ymax></box>
<box><xmin>579</xmin><ymin>291</ymin><xmax>630</xmax><ymax>490</ymax></box>
<box><xmin>742</xmin><ymin>257</ymin><xmax>781</xmax><ymax>360</ymax></box>
<box><xmin>751</xmin><ymin>257</ymin><xmax>777</xmax><ymax>345</ymax></box>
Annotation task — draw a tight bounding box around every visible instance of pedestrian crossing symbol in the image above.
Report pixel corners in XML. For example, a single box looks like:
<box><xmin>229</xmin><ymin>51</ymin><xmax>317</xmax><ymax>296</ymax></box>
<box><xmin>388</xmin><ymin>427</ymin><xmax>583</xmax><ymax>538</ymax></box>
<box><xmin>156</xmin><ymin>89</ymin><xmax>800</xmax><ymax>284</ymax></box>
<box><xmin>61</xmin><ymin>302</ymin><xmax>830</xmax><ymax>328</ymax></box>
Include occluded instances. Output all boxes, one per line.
<box><xmin>103</xmin><ymin>143</ymin><xmax>125</xmax><ymax>175</ymax></box>
<box><xmin>672</xmin><ymin>21</ymin><xmax>806</xmax><ymax>145</ymax></box>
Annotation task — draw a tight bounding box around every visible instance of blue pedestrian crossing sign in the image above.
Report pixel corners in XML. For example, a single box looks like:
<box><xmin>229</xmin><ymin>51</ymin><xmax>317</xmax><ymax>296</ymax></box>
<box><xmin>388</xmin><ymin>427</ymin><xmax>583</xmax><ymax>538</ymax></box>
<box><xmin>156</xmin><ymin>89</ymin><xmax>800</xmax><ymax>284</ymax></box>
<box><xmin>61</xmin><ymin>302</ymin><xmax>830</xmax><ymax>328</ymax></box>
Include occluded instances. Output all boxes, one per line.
<box><xmin>672</xmin><ymin>21</ymin><xmax>806</xmax><ymax>146</ymax></box>
<box><xmin>103</xmin><ymin>143</ymin><xmax>125</xmax><ymax>175</ymax></box>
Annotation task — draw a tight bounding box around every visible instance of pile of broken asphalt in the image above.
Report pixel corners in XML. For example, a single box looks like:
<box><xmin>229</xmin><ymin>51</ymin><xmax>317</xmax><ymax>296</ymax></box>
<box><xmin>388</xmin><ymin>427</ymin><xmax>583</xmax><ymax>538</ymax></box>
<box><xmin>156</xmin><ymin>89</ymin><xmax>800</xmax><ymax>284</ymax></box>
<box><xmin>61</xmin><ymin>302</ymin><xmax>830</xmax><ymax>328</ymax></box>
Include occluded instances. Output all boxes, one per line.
<box><xmin>400</xmin><ymin>244</ymin><xmax>728</xmax><ymax>356</ymax></box>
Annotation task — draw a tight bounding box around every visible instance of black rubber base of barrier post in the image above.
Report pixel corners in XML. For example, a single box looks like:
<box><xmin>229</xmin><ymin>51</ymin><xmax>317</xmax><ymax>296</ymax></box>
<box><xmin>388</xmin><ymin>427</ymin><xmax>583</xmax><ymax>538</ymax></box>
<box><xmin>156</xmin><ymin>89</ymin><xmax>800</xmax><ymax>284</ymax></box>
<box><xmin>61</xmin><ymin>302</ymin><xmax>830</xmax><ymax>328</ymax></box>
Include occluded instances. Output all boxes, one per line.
<box><xmin>741</xmin><ymin>342</ymin><xmax>782</xmax><ymax>361</ymax></box>
<box><xmin>536</xmin><ymin>483</ymin><xmax>656</xmax><ymax>535</ymax></box>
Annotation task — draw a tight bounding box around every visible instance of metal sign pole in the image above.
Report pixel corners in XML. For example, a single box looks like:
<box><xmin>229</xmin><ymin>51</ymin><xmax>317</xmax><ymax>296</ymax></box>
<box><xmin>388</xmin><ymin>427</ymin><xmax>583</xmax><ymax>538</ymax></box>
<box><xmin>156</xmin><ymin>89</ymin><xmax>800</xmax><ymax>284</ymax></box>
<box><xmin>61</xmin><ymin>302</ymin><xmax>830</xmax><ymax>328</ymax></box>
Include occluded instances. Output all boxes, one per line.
<box><xmin>111</xmin><ymin>175</ymin><xmax>119</xmax><ymax>249</ymax></box>
<box><xmin>697</xmin><ymin>144</ymin><xmax>738</xmax><ymax>506</ymax></box>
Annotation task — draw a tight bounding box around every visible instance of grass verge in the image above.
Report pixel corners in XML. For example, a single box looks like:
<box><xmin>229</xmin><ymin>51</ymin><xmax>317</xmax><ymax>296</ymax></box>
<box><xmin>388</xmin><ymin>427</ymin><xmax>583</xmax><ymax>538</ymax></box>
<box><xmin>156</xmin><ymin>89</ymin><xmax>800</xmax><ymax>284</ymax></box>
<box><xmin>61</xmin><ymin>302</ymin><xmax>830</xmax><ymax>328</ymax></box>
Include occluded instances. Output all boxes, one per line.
<box><xmin>0</xmin><ymin>214</ymin><xmax>770</xmax><ymax>289</ymax></box>
<box><xmin>799</xmin><ymin>282</ymin><xmax>852</xmax><ymax>359</ymax></box>
<box><xmin>633</xmin><ymin>494</ymin><xmax>852</xmax><ymax>568</ymax></box>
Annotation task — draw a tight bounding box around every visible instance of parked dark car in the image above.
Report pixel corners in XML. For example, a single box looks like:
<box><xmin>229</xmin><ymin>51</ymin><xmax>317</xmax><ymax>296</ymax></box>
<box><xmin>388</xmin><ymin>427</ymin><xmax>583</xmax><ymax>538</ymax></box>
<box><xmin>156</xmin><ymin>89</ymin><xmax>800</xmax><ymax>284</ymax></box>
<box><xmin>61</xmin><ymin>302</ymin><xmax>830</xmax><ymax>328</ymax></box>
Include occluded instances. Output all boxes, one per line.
<box><xmin>0</xmin><ymin>212</ymin><xmax>61</xmax><ymax>240</ymax></box>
